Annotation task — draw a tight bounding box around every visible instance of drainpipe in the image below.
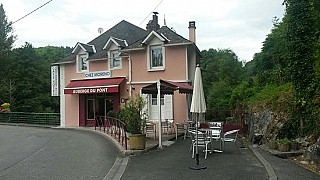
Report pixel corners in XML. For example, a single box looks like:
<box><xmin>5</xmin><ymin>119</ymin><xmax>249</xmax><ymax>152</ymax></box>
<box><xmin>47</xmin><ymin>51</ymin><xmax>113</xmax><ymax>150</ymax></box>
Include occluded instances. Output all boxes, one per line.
<box><xmin>157</xmin><ymin>79</ymin><xmax>162</xmax><ymax>148</ymax></box>
<box><xmin>128</xmin><ymin>55</ymin><xmax>132</xmax><ymax>97</ymax></box>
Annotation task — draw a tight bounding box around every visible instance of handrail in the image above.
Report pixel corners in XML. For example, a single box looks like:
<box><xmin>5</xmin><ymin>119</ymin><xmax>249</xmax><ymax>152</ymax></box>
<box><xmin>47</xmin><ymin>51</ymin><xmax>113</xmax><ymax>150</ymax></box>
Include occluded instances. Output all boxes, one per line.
<box><xmin>95</xmin><ymin>116</ymin><xmax>128</xmax><ymax>150</ymax></box>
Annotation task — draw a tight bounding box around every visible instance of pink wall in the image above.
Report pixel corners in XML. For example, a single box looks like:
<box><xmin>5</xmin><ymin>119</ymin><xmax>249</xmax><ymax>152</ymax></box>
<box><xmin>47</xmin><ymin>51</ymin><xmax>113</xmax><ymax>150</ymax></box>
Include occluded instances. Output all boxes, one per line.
<box><xmin>89</xmin><ymin>60</ymin><xmax>108</xmax><ymax>72</ymax></box>
<box><xmin>173</xmin><ymin>91</ymin><xmax>188</xmax><ymax>123</ymax></box>
<box><xmin>65</xmin><ymin>94</ymin><xmax>79</xmax><ymax>126</ymax></box>
<box><xmin>131</xmin><ymin>46</ymin><xmax>187</xmax><ymax>81</ymax></box>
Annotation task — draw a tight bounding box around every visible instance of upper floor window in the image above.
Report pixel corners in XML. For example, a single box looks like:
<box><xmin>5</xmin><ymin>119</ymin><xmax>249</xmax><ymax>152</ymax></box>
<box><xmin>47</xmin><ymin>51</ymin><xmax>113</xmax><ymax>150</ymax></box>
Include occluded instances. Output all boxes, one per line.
<box><xmin>110</xmin><ymin>51</ymin><xmax>121</xmax><ymax>69</ymax></box>
<box><xmin>78</xmin><ymin>54</ymin><xmax>88</xmax><ymax>72</ymax></box>
<box><xmin>149</xmin><ymin>45</ymin><xmax>164</xmax><ymax>70</ymax></box>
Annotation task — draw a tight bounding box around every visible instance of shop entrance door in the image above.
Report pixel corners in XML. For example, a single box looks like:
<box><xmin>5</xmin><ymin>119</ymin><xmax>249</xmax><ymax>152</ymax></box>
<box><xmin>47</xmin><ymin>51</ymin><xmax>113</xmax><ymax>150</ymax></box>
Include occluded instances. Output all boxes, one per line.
<box><xmin>96</xmin><ymin>96</ymin><xmax>113</xmax><ymax>117</ymax></box>
<box><xmin>84</xmin><ymin>94</ymin><xmax>114</xmax><ymax>127</ymax></box>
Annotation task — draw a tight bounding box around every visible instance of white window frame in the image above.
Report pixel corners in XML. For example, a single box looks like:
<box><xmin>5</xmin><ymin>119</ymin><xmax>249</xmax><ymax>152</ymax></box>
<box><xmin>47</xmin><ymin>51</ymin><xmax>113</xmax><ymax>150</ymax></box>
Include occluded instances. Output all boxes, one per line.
<box><xmin>147</xmin><ymin>45</ymin><xmax>165</xmax><ymax>71</ymax></box>
<box><xmin>109</xmin><ymin>50</ymin><xmax>122</xmax><ymax>70</ymax></box>
<box><xmin>77</xmin><ymin>54</ymin><xmax>89</xmax><ymax>73</ymax></box>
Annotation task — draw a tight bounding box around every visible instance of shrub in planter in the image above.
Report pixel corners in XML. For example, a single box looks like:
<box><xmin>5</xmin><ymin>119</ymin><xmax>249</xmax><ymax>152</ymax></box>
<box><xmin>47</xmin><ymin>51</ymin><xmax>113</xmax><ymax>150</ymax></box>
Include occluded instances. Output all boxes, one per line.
<box><xmin>278</xmin><ymin>138</ymin><xmax>290</xmax><ymax>152</ymax></box>
<box><xmin>290</xmin><ymin>141</ymin><xmax>299</xmax><ymax>151</ymax></box>
<box><xmin>118</xmin><ymin>95</ymin><xmax>146</xmax><ymax>150</ymax></box>
<box><xmin>268</xmin><ymin>140</ymin><xmax>278</xmax><ymax>150</ymax></box>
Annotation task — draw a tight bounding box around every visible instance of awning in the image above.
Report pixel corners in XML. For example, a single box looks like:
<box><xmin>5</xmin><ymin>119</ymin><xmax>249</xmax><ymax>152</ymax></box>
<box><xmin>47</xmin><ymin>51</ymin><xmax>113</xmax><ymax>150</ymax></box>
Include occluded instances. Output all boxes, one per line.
<box><xmin>141</xmin><ymin>79</ymin><xmax>193</xmax><ymax>94</ymax></box>
<box><xmin>64</xmin><ymin>77</ymin><xmax>125</xmax><ymax>94</ymax></box>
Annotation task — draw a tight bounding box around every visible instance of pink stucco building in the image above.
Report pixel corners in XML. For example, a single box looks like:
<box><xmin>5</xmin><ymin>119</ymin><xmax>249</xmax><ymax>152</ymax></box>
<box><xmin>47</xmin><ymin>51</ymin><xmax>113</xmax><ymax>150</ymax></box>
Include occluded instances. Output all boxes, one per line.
<box><xmin>51</xmin><ymin>13</ymin><xmax>201</xmax><ymax>127</ymax></box>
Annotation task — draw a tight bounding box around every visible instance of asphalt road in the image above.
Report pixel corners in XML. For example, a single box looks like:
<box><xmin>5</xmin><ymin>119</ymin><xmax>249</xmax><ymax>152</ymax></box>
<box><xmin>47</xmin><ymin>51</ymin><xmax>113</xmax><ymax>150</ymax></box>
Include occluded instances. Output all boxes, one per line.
<box><xmin>0</xmin><ymin>125</ymin><xmax>121</xmax><ymax>180</ymax></box>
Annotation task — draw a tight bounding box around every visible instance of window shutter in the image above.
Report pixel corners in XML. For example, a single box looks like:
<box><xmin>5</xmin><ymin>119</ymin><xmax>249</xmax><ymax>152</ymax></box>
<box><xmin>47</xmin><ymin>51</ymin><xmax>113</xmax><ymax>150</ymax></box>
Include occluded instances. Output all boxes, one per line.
<box><xmin>164</xmin><ymin>95</ymin><xmax>173</xmax><ymax>119</ymax></box>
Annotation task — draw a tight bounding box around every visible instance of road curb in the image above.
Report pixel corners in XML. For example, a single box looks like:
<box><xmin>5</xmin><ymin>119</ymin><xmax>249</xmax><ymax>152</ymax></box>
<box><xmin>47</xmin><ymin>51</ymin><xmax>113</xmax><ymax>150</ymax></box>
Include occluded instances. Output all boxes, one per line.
<box><xmin>248</xmin><ymin>145</ymin><xmax>277</xmax><ymax>180</ymax></box>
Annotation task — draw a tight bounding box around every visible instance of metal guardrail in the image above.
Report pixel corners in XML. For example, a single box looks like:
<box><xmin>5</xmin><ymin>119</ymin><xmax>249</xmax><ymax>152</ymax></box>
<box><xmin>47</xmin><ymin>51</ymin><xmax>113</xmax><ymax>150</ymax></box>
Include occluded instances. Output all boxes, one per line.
<box><xmin>0</xmin><ymin>112</ymin><xmax>60</xmax><ymax>126</ymax></box>
<box><xmin>95</xmin><ymin>116</ymin><xmax>128</xmax><ymax>150</ymax></box>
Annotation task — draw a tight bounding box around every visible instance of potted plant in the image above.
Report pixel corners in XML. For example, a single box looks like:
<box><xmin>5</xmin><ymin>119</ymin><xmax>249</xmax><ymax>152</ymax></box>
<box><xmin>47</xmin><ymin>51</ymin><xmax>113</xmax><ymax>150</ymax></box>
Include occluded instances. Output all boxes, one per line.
<box><xmin>118</xmin><ymin>95</ymin><xmax>146</xmax><ymax>150</ymax></box>
<box><xmin>290</xmin><ymin>140</ymin><xmax>299</xmax><ymax>151</ymax></box>
<box><xmin>268</xmin><ymin>140</ymin><xmax>278</xmax><ymax>150</ymax></box>
<box><xmin>277</xmin><ymin>138</ymin><xmax>290</xmax><ymax>152</ymax></box>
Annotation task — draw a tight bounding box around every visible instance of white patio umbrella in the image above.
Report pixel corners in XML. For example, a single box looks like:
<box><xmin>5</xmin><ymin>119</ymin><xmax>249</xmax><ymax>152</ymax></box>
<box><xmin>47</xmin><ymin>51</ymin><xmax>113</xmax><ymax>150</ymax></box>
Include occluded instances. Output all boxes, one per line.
<box><xmin>189</xmin><ymin>64</ymin><xmax>207</xmax><ymax>170</ymax></box>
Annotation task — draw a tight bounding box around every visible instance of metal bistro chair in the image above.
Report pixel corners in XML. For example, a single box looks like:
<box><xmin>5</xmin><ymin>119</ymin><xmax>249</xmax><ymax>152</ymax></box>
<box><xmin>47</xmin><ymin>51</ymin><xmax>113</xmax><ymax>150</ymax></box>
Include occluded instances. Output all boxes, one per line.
<box><xmin>189</xmin><ymin>130</ymin><xmax>211</xmax><ymax>159</ymax></box>
<box><xmin>162</xmin><ymin>119</ymin><xmax>174</xmax><ymax>134</ymax></box>
<box><xmin>222</xmin><ymin>129</ymin><xmax>240</xmax><ymax>154</ymax></box>
<box><xmin>145</xmin><ymin>122</ymin><xmax>156</xmax><ymax>140</ymax></box>
<box><xmin>208</xmin><ymin>122</ymin><xmax>223</xmax><ymax>151</ymax></box>
<box><xmin>175</xmin><ymin>122</ymin><xmax>187</xmax><ymax>140</ymax></box>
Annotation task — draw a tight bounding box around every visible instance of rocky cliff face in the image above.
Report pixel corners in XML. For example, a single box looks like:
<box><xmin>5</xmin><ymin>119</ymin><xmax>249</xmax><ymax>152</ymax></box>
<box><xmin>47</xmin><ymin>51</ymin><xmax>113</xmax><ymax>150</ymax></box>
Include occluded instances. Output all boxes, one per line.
<box><xmin>247</xmin><ymin>109</ymin><xmax>288</xmax><ymax>144</ymax></box>
<box><xmin>247</xmin><ymin>109</ymin><xmax>320</xmax><ymax>165</ymax></box>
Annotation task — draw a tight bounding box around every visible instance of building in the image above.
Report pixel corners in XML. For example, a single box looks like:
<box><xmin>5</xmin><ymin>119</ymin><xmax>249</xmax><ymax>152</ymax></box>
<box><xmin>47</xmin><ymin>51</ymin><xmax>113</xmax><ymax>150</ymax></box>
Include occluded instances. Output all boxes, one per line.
<box><xmin>51</xmin><ymin>12</ymin><xmax>201</xmax><ymax>127</ymax></box>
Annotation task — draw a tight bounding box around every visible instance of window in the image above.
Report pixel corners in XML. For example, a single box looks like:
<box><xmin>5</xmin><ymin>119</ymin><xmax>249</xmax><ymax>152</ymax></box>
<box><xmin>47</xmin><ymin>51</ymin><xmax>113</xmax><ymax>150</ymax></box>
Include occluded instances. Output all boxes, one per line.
<box><xmin>78</xmin><ymin>54</ymin><xmax>88</xmax><ymax>72</ymax></box>
<box><xmin>110</xmin><ymin>51</ymin><xmax>121</xmax><ymax>69</ymax></box>
<box><xmin>151</xmin><ymin>94</ymin><xmax>164</xmax><ymax>105</ymax></box>
<box><xmin>150</xmin><ymin>46</ymin><xmax>163</xmax><ymax>69</ymax></box>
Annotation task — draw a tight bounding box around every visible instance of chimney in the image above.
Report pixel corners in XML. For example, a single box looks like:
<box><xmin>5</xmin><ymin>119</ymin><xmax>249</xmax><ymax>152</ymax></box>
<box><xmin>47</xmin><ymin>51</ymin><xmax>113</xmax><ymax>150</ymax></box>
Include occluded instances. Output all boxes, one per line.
<box><xmin>146</xmin><ymin>12</ymin><xmax>160</xmax><ymax>32</ymax></box>
<box><xmin>188</xmin><ymin>21</ymin><xmax>196</xmax><ymax>44</ymax></box>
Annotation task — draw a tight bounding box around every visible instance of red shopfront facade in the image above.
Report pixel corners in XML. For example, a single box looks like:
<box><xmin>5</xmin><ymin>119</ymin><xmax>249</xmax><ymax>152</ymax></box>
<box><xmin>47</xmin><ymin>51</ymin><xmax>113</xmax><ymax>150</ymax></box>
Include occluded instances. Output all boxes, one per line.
<box><xmin>64</xmin><ymin>77</ymin><xmax>125</xmax><ymax>127</ymax></box>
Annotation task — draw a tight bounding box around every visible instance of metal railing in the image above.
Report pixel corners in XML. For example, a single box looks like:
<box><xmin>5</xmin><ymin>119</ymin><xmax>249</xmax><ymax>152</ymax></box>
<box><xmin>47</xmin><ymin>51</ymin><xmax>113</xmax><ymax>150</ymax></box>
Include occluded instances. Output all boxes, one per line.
<box><xmin>0</xmin><ymin>112</ymin><xmax>60</xmax><ymax>126</ymax></box>
<box><xmin>95</xmin><ymin>116</ymin><xmax>128</xmax><ymax>150</ymax></box>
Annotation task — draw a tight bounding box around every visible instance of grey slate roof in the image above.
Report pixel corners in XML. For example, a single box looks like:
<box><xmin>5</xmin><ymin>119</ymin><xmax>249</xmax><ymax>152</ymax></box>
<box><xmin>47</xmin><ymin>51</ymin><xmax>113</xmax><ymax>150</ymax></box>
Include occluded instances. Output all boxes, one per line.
<box><xmin>56</xmin><ymin>20</ymin><xmax>198</xmax><ymax>63</ymax></box>
<box><xmin>123</xmin><ymin>25</ymin><xmax>193</xmax><ymax>50</ymax></box>
<box><xmin>57</xmin><ymin>20</ymin><xmax>147</xmax><ymax>63</ymax></box>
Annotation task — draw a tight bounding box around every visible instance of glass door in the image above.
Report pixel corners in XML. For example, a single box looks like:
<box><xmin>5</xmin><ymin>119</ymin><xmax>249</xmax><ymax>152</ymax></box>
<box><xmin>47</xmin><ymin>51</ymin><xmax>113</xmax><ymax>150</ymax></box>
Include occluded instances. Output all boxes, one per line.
<box><xmin>87</xmin><ymin>99</ymin><xmax>95</xmax><ymax>120</ymax></box>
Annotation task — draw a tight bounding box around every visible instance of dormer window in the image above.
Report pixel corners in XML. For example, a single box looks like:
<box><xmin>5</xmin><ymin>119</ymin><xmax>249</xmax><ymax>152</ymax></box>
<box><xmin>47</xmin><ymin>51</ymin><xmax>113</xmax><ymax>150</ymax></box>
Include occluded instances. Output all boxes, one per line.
<box><xmin>143</xmin><ymin>31</ymin><xmax>167</xmax><ymax>71</ymax></box>
<box><xmin>148</xmin><ymin>45</ymin><xmax>165</xmax><ymax>70</ymax></box>
<box><xmin>110</xmin><ymin>50</ymin><xmax>121</xmax><ymax>69</ymax></box>
<box><xmin>77</xmin><ymin>54</ymin><xmax>88</xmax><ymax>72</ymax></box>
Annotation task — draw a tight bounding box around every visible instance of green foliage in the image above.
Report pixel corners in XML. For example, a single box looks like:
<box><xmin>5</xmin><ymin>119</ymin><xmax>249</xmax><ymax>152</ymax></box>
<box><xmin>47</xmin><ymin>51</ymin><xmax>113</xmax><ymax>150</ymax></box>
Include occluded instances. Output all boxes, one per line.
<box><xmin>284</xmin><ymin>0</ymin><xmax>319</xmax><ymax>136</ymax></box>
<box><xmin>248</xmin><ymin>16</ymin><xmax>289</xmax><ymax>86</ymax></box>
<box><xmin>201</xmin><ymin>49</ymin><xmax>244</xmax><ymax>96</ymax></box>
<box><xmin>35</xmin><ymin>46</ymin><xmax>72</xmax><ymax>63</ymax></box>
<box><xmin>0</xmin><ymin>4</ymin><xmax>15</xmax><ymax>54</ymax></box>
<box><xmin>118</xmin><ymin>95</ymin><xmax>146</xmax><ymax>134</ymax></box>
<box><xmin>0</xmin><ymin>4</ymin><xmax>16</xmax><ymax>79</ymax></box>
<box><xmin>201</xmin><ymin>48</ymin><xmax>245</xmax><ymax>120</ymax></box>
<box><xmin>0</xmin><ymin>42</ymin><xmax>69</xmax><ymax>112</ymax></box>
<box><xmin>230</xmin><ymin>80</ymin><xmax>258</xmax><ymax>110</ymax></box>
<box><xmin>248</xmin><ymin>83</ymin><xmax>294</xmax><ymax>113</ymax></box>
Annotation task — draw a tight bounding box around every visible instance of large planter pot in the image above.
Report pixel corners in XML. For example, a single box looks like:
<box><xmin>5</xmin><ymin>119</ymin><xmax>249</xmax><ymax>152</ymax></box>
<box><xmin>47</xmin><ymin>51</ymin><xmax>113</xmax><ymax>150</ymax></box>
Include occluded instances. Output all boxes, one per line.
<box><xmin>290</xmin><ymin>141</ymin><xmax>299</xmax><ymax>151</ymax></box>
<box><xmin>278</xmin><ymin>142</ymin><xmax>290</xmax><ymax>152</ymax></box>
<box><xmin>129</xmin><ymin>134</ymin><xmax>146</xmax><ymax>150</ymax></box>
<box><xmin>268</xmin><ymin>141</ymin><xmax>278</xmax><ymax>150</ymax></box>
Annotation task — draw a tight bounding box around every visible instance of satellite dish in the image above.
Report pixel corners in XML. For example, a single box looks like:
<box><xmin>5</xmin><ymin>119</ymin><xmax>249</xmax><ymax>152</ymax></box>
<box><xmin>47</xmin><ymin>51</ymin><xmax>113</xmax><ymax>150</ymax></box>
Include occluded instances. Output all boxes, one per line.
<box><xmin>98</xmin><ymin>27</ymin><xmax>104</xmax><ymax>34</ymax></box>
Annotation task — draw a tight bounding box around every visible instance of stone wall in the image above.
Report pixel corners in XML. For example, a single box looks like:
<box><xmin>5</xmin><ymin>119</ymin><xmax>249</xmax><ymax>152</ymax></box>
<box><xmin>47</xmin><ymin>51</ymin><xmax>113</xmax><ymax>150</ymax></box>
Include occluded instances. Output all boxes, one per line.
<box><xmin>247</xmin><ymin>109</ymin><xmax>288</xmax><ymax>144</ymax></box>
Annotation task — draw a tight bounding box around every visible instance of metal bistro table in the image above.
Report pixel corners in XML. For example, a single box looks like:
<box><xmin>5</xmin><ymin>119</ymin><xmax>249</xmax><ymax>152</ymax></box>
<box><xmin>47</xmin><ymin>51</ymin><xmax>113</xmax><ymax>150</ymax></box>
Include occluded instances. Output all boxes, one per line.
<box><xmin>199</xmin><ymin>127</ymin><xmax>223</xmax><ymax>153</ymax></box>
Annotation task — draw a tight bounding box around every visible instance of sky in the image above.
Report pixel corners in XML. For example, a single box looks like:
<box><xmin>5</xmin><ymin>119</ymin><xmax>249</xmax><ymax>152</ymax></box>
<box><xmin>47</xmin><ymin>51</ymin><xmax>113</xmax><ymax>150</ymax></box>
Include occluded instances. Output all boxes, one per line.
<box><xmin>2</xmin><ymin>0</ymin><xmax>285</xmax><ymax>62</ymax></box>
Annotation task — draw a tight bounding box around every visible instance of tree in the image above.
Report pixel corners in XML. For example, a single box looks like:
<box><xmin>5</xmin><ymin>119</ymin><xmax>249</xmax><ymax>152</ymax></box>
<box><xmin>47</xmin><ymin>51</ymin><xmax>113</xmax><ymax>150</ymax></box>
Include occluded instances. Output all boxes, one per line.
<box><xmin>284</xmin><ymin>0</ymin><xmax>318</xmax><ymax>136</ymax></box>
<box><xmin>35</xmin><ymin>46</ymin><xmax>72</xmax><ymax>63</ymax></box>
<box><xmin>0</xmin><ymin>3</ymin><xmax>16</xmax><ymax>104</ymax></box>
<box><xmin>247</xmin><ymin>16</ymin><xmax>289</xmax><ymax>86</ymax></box>
<box><xmin>0</xmin><ymin>4</ymin><xmax>15</xmax><ymax>55</ymax></box>
<box><xmin>201</xmin><ymin>49</ymin><xmax>245</xmax><ymax>120</ymax></box>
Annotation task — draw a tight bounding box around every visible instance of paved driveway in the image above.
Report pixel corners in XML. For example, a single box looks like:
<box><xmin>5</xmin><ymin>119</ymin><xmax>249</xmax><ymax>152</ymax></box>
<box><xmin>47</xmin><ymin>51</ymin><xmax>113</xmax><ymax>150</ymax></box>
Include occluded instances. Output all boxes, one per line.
<box><xmin>0</xmin><ymin>125</ymin><xmax>120</xmax><ymax>180</ymax></box>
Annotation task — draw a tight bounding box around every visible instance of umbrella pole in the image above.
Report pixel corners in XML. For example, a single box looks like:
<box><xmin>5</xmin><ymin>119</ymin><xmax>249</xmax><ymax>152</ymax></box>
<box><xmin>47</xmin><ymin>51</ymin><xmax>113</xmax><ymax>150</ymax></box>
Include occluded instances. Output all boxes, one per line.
<box><xmin>189</xmin><ymin>113</ymin><xmax>207</xmax><ymax>170</ymax></box>
<box><xmin>196</xmin><ymin>113</ymin><xmax>199</xmax><ymax>165</ymax></box>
